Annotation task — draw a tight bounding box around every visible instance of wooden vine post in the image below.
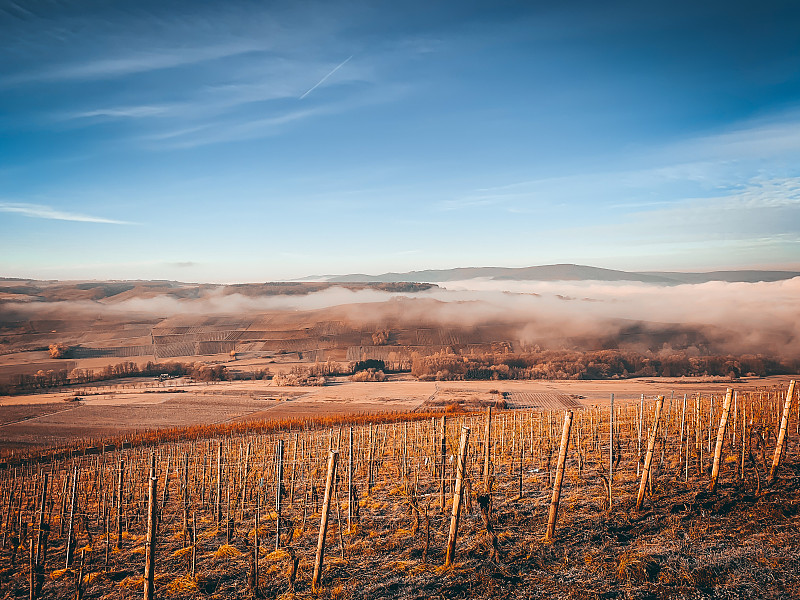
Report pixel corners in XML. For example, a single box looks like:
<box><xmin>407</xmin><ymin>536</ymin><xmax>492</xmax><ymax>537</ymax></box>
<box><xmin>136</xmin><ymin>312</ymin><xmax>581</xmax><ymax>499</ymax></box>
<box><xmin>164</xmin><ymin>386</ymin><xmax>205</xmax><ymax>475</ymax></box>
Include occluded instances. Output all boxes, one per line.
<box><xmin>637</xmin><ymin>395</ymin><xmax>644</xmax><ymax>476</ymax></box>
<box><xmin>32</xmin><ymin>472</ymin><xmax>48</xmax><ymax>600</ymax></box>
<box><xmin>544</xmin><ymin>411</ymin><xmax>573</xmax><ymax>542</ymax></box>
<box><xmin>252</xmin><ymin>491</ymin><xmax>259</xmax><ymax>593</ymax></box>
<box><xmin>215</xmin><ymin>442</ymin><xmax>223</xmax><ymax>524</ymax></box>
<box><xmin>290</xmin><ymin>434</ymin><xmax>298</xmax><ymax>505</ymax></box>
<box><xmin>64</xmin><ymin>467</ymin><xmax>78</xmax><ymax>569</ymax></box>
<box><xmin>161</xmin><ymin>454</ymin><xmax>171</xmax><ymax>509</ymax></box>
<box><xmin>240</xmin><ymin>442</ymin><xmax>251</xmax><ymax>522</ymax></box>
<box><xmin>29</xmin><ymin>536</ymin><xmax>35</xmax><ymax>600</ymax></box>
<box><xmin>445</xmin><ymin>426</ymin><xmax>471</xmax><ymax>567</ymax></box>
<box><xmin>695</xmin><ymin>395</ymin><xmax>702</xmax><ymax>474</ymax></box>
<box><xmin>312</xmin><ymin>450</ymin><xmax>338</xmax><ymax>591</ymax></box>
<box><xmin>191</xmin><ymin>513</ymin><xmax>197</xmax><ymax>578</ymax></box>
<box><xmin>679</xmin><ymin>395</ymin><xmax>687</xmax><ymax>479</ymax></box>
<box><xmin>275</xmin><ymin>439</ymin><xmax>284</xmax><ymax>550</ymax></box>
<box><xmin>768</xmin><ymin>380</ymin><xmax>796</xmax><ymax>484</ymax></box>
<box><xmin>34</xmin><ymin>472</ymin><xmax>48</xmax><ymax>569</ymax></box>
<box><xmin>709</xmin><ymin>388</ymin><xmax>734</xmax><ymax>493</ymax></box>
<box><xmin>609</xmin><ymin>393</ymin><xmax>614</xmax><ymax>511</ymax></box>
<box><xmin>144</xmin><ymin>455</ymin><xmax>158</xmax><ymax>600</ymax></box>
<box><xmin>740</xmin><ymin>398</ymin><xmax>748</xmax><ymax>480</ymax></box>
<box><xmin>636</xmin><ymin>396</ymin><xmax>664</xmax><ymax>511</ymax></box>
<box><xmin>347</xmin><ymin>428</ymin><xmax>353</xmax><ymax>533</ymax></box>
<box><xmin>517</xmin><ymin>430</ymin><xmax>524</xmax><ymax>499</ymax></box>
<box><xmin>439</xmin><ymin>416</ymin><xmax>447</xmax><ymax>511</ymax></box>
<box><xmin>367</xmin><ymin>426</ymin><xmax>374</xmax><ymax>494</ymax></box>
<box><xmin>483</xmin><ymin>406</ymin><xmax>492</xmax><ymax>491</ymax></box>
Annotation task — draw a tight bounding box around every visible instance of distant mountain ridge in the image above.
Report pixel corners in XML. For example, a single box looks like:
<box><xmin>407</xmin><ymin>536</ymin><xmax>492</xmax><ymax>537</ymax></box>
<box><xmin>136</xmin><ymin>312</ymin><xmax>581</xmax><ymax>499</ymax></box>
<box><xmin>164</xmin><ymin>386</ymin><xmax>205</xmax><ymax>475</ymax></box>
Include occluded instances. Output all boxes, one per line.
<box><xmin>316</xmin><ymin>264</ymin><xmax>800</xmax><ymax>284</ymax></box>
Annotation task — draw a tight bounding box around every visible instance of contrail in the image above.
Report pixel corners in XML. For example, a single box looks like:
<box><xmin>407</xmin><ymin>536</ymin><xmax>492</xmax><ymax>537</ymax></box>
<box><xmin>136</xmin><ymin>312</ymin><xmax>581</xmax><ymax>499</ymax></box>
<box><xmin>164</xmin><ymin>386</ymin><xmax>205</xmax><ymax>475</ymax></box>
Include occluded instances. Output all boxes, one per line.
<box><xmin>299</xmin><ymin>55</ymin><xmax>353</xmax><ymax>100</ymax></box>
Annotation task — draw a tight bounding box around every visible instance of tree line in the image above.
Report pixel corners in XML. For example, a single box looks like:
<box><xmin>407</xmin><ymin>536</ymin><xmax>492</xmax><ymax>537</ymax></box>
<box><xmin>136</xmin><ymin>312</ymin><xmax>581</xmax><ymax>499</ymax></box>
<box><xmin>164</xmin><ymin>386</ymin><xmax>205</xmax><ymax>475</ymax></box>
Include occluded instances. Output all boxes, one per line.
<box><xmin>0</xmin><ymin>361</ymin><xmax>229</xmax><ymax>396</ymax></box>
<box><xmin>410</xmin><ymin>349</ymin><xmax>800</xmax><ymax>381</ymax></box>
<box><xmin>2</xmin><ymin>350</ymin><xmax>797</xmax><ymax>395</ymax></box>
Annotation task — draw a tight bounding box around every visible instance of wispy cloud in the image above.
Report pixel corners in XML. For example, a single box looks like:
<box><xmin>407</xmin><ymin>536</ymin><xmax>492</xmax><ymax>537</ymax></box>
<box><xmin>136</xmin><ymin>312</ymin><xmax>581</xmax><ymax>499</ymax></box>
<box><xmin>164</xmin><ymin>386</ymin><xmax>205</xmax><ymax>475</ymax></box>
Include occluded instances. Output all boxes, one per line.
<box><xmin>143</xmin><ymin>106</ymin><xmax>332</xmax><ymax>149</ymax></box>
<box><xmin>0</xmin><ymin>202</ymin><xmax>134</xmax><ymax>224</ymax></box>
<box><xmin>547</xmin><ymin>176</ymin><xmax>800</xmax><ymax>255</ymax></box>
<box><xmin>68</xmin><ymin>105</ymin><xmax>171</xmax><ymax>120</ymax></box>
<box><xmin>624</xmin><ymin>179</ymin><xmax>800</xmax><ymax>237</ymax></box>
<box><xmin>672</xmin><ymin>112</ymin><xmax>800</xmax><ymax>163</ymax></box>
<box><xmin>142</xmin><ymin>85</ymin><xmax>406</xmax><ymax>149</ymax></box>
<box><xmin>299</xmin><ymin>55</ymin><xmax>353</xmax><ymax>99</ymax></box>
<box><xmin>2</xmin><ymin>42</ymin><xmax>263</xmax><ymax>86</ymax></box>
<box><xmin>48</xmin><ymin>51</ymin><xmax>379</xmax><ymax>150</ymax></box>
<box><xmin>445</xmin><ymin>109</ymin><xmax>800</xmax><ymax>216</ymax></box>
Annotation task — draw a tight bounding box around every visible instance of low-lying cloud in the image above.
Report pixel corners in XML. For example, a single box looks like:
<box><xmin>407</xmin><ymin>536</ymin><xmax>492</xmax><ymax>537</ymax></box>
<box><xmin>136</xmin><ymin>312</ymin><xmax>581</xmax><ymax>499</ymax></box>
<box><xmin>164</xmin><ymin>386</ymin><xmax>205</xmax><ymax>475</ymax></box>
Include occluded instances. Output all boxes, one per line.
<box><xmin>3</xmin><ymin>277</ymin><xmax>799</xmax><ymax>358</ymax></box>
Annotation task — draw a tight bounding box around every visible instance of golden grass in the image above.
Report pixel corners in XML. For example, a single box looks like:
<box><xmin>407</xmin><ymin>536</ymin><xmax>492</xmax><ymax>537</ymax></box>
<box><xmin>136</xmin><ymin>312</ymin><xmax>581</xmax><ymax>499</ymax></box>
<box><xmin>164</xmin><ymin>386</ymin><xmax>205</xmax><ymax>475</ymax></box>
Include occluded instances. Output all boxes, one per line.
<box><xmin>119</xmin><ymin>575</ymin><xmax>144</xmax><ymax>590</ymax></box>
<box><xmin>171</xmin><ymin>545</ymin><xmax>193</xmax><ymax>559</ymax></box>
<box><xmin>262</xmin><ymin>549</ymin><xmax>291</xmax><ymax>561</ymax></box>
<box><xmin>386</xmin><ymin>559</ymin><xmax>414</xmax><ymax>571</ymax></box>
<box><xmin>84</xmin><ymin>572</ymin><xmax>104</xmax><ymax>586</ymax></box>
<box><xmin>164</xmin><ymin>574</ymin><xmax>198</xmax><ymax>596</ymax></box>
<box><xmin>616</xmin><ymin>550</ymin><xmax>658</xmax><ymax>584</ymax></box>
<box><xmin>392</xmin><ymin>527</ymin><xmax>413</xmax><ymax>538</ymax></box>
<box><xmin>326</xmin><ymin>556</ymin><xmax>349</xmax><ymax>567</ymax></box>
<box><xmin>213</xmin><ymin>543</ymin><xmax>242</xmax><ymax>559</ymax></box>
<box><xmin>50</xmin><ymin>568</ymin><xmax>71</xmax><ymax>580</ymax></box>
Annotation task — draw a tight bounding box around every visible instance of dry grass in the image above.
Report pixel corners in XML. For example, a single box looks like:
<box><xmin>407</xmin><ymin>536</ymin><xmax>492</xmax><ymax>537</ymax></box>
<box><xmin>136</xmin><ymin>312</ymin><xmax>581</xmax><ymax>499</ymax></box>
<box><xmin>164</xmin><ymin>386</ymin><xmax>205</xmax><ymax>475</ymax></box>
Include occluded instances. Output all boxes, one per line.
<box><xmin>212</xmin><ymin>544</ymin><xmax>242</xmax><ymax>560</ymax></box>
<box><xmin>171</xmin><ymin>546</ymin><xmax>193</xmax><ymax>559</ymax></box>
<box><xmin>616</xmin><ymin>549</ymin><xmax>660</xmax><ymax>584</ymax></box>
<box><xmin>164</xmin><ymin>574</ymin><xmax>198</xmax><ymax>596</ymax></box>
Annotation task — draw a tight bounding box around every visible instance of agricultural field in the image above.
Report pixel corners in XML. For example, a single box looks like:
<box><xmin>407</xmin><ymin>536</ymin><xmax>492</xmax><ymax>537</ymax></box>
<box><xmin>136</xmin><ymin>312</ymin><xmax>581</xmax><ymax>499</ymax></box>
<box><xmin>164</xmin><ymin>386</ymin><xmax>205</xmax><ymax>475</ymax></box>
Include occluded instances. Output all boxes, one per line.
<box><xmin>0</xmin><ymin>376</ymin><xmax>787</xmax><ymax>454</ymax></box>
<box><xmin>0</xmin><ymin>381</ymin><xmax>797</xmax><ymax>599</ymax></box>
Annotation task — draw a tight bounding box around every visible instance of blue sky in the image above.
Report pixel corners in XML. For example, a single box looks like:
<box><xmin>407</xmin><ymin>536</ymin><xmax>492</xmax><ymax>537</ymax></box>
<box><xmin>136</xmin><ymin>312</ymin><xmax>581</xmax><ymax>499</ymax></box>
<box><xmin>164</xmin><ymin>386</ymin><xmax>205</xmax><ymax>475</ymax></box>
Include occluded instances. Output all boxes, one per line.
<box><xmin>1</xmin><ymin>0</ymin><xmax>800</xmax><ymax>282</ymax></box>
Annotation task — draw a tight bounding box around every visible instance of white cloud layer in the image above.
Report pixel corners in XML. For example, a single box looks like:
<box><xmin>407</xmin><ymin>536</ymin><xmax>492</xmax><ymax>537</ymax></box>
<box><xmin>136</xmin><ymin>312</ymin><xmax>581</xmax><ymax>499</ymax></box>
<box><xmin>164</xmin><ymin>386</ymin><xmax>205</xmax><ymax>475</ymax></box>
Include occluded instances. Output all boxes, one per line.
<box><xmin>5</xmin><ymin>277</ymin><xmax>799</xmax><ymax>358</ymax></box>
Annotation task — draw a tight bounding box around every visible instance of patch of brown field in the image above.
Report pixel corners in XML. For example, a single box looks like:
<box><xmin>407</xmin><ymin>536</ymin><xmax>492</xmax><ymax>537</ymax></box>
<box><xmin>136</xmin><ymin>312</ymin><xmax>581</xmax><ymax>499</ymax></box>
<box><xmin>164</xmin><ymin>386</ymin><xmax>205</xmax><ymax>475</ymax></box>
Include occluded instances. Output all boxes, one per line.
<box><xmin>0</xmin><ymin>402</ymin><xmax>74</xmax><ymax>426</ymax></box>
<box><xmin>0</xmin><ymin>356</ymin><xmax>78</xmax><ymax>381</ymax></box>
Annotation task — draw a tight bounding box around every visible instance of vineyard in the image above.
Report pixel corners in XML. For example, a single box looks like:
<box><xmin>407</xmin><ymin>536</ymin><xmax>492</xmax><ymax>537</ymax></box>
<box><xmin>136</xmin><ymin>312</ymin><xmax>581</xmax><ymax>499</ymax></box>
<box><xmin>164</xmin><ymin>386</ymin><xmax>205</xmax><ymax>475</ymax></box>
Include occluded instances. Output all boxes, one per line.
<box><xmin>0</xmin><ymin>382</ymin><xmax>798</xmax><ymax>599</ymax></box>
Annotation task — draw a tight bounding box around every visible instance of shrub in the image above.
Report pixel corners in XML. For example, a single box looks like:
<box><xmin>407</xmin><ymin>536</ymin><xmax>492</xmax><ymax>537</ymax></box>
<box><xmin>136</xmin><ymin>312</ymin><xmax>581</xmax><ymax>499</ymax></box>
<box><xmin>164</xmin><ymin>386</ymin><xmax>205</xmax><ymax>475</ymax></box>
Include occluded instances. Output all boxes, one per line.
<box><xmin>350</xmin><ymin>369</ymin><xmax>386</xmax><ymax>382</ymax></box>
<box><xmin>48</xmin><ymin>343</ymin><xmax>72</xmax><ymax>358</ymax></box>
<box><xmin>353</xmin><ymin>359</ymin><xmax>386</xmax><ymax>373</ymax></box>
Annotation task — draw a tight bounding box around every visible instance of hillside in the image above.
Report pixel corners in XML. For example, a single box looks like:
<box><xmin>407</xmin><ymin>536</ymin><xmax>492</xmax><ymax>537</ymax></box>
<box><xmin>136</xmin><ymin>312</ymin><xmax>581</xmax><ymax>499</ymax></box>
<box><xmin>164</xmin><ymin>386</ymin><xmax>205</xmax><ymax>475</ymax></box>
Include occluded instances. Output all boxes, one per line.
<box><xmin>320</xmin><ymin>264</ymin><xmax>800</xmax><ymax>284</ymax></box>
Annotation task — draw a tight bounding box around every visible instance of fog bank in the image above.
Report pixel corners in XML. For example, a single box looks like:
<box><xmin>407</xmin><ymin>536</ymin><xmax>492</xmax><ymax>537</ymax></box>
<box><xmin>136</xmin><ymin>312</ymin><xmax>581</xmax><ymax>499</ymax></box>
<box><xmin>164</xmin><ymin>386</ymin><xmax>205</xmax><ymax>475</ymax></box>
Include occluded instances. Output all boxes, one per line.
<box><xmin>3</xmin><ymin>277</ymin><xmax>798</xmax><ymax>358</ymax></box>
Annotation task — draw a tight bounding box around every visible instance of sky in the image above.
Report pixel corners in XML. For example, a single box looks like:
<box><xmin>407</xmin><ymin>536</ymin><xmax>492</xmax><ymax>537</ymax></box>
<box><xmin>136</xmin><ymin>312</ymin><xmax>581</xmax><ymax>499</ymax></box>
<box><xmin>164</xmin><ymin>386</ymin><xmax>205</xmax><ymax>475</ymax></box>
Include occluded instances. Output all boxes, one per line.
<box><xmin>1</xmin><ymin>0</ymin><xmax>800</xmax><ymax>282</ymax></box>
